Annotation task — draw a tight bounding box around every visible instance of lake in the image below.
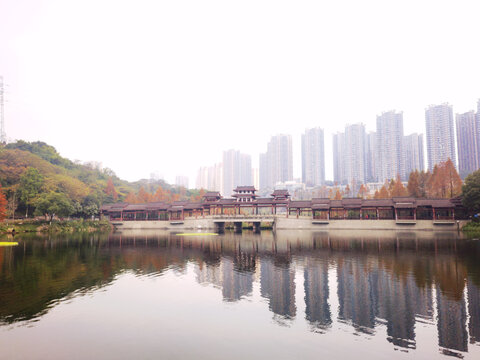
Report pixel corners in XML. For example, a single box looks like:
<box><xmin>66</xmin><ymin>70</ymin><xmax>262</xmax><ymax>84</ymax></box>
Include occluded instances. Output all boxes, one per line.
<box><xmin>0</xmin><ymin>229</ymin><xmax>479</xmax><ymax>359</ymax></box>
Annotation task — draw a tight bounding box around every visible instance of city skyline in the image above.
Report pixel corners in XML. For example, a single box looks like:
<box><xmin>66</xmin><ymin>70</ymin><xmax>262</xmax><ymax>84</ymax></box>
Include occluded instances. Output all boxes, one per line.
<box><xmin>2</xmin><ymin>1</ymin><xmax>480</xmax><ymax>185</ymax></box>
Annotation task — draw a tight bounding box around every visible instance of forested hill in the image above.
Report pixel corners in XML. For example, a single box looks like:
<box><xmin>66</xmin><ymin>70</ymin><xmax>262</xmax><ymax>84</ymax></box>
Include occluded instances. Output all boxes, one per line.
<box><xmin>0</xmin><ymin>140</ymin><xmax>202</xmax><ymax>219</ymax></box>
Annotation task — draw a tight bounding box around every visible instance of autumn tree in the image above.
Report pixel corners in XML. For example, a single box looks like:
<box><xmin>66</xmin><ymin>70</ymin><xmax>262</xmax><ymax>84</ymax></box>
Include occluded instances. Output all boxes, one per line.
<box><xmin>18</xmin><ymin>167</ymin><xmax>44</xmax><ymax>217</ymax></box>
<box><xmin>104</xmin><ymin>177</ymin><xmax>118</xmax><ymax>202</ymax></box>
<box><xmin>374</xmin><ymin>185</ymin><xmax>390</xmax><ymax>199</ymax></box>
<box><xmin>137</xmin><ymin>186</ymin><xmax>151</xmax><ymax>203</ymax></box>
<box><xmin>428</xmin><ymin>159</ymin><xmax>462</xmax><ymax>198</ymax></box>
<box><xmin>408</xmin><ymin>170</ymin><xmax>432</xmax><ymax>198</ymax></box>
<box><xmin>390</xmin><ymin>174</ymin><xmax>408</xmax><ymax>197</ymax></box>
<box><xmin>125</xmin><ymin>192</ymin><xmax>137</xmax><ymax>204</ymax></box>
<box><xmin>344</xmin><ymin>184</ymin><xmax>351</xmax><ymax>197</ymax></box>
<box><xmin>0</xmin><ymin>184</ymin><xmax>7</xmax><ymax>221</ymax></box>
<box><xmin>443</xmin><ymin>159</ymin><xmax>462</xmax><ymax>198</ymax></box>
<box><xmin>357</xmin><ymin>184</ymin><xmax>369</xmax><ymax>199</ymax></box>
<box><xmin>334</xmin><ymin>189</ymin><xmax>342</xmax><ymax>200</ymax></box>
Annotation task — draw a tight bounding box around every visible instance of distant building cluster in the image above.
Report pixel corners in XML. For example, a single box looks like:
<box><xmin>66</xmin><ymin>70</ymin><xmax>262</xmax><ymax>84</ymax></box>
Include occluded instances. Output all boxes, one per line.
<box><xmin>194</xmin><ymin>100</ymin><xmax>480</xmax><ymax>197</ymax></box>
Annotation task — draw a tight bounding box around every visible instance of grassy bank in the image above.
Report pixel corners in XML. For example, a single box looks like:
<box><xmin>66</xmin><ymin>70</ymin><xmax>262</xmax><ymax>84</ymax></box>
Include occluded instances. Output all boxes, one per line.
<box><xmin>462</xmin><ymin>221</ymin><xmax>480</xmax><ymax>233</ymax></box>
<box><xmin>0</xmin><ymin>219</ymin><xmax>112</xmax><ymax>234</ymax></box>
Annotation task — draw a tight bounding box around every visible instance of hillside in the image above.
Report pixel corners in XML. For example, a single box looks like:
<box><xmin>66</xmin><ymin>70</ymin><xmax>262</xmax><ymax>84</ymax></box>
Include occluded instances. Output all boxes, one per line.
<box><xmin>0</xmin><ymin>140</ymin><xmax>199</xmax><ymax>219</ymax></box>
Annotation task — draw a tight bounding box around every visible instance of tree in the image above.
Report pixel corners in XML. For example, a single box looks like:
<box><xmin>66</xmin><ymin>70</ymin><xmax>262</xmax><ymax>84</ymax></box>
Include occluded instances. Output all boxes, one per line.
<box><xmin>357</xmin><ymin>184</ymin><xmax>369</xmax><ymax>199</ymax></box>
<box><xmin>407</xmin><ymin>170</ymin><xmax>420</xmax><ymax>197</ymax></box>
<box><xmin>462</xmin><ymin>169</ymin><xmax>480</xmax><ymax>214</ymax></box>
<box><xmin>334</xmin><ymin>189</ymin><xmax>342</xmax><ymax>200</ymax></box>
<box><xmin>443</xmin><ymin>158</ymin><xmax>462</xmax><ymax>198</ymax></box>
<box><xmin>137</xmin><ymin>186</ymin><xmax>151</xmax><ymax>203</ymax></box>
<box><xmin>344</xmin><ymin>184</ymin><xmax>351</xmax><ymax>197</ymax></box>
<box><xmin>125</xmin><ymin>192</ymin><xmax>137</xmax><ymax>203</ymax></box>
<box><xmin>104</xmin><ymin>177</ymin><xmax>118</xmax><ymax>202</ymax></box>
<box><xmin>18</xmin><ymin>167</ymin><xmax>44</xmax><ymax>217</ymax></box>
<box><xmin>34</xmin><ymin>192</ymin><xmax>74</xmax><ymax>221</ymax></box>
<box><xmin>374</xmin><ymin>185</ymin><xmax>390</xmax><ymax>199</ymax></box>
<box><xmin>428</xmin><ymin>159</ymin><xmax>462</xmax><ymax>198</ymax></box>
<box><xmin>0</xmin><ymin>184</ymin><xmax>7</xmax><ymax>222</ymax></box>
<box><xmin>390</xmin><ymin>174</ymin><xmax>408</xmax><ymax>197</ymax></box>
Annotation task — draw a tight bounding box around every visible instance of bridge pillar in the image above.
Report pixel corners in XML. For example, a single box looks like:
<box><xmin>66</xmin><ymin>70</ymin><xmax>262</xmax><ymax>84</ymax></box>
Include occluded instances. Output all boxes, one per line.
<box><xmin>234</xmin><ymin>222</ymin><xmax>243</xmax><ymax>233</ymax></box>
<box><xmin>215</xmin><ymin>222</ymin><xmax>225</xmax><ymax>233</ymax></box>
<box><xmin>253</xmin><ymin>222</ymin><xmax>261</xmax><ymax>233</ymax></box>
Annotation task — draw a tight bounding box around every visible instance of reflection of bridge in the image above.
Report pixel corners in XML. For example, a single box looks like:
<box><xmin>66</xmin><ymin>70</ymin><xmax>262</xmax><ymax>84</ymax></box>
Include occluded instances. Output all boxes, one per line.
<box><xmin>211</xmin><ymin>216</ymin><xmax>276</xmax><ymax>232</ymax></box>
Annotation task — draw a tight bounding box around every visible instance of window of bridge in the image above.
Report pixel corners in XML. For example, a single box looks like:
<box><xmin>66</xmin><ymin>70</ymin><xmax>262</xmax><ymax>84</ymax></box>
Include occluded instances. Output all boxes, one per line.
<box><xmin>258</xmin><ymin>206</ymin><xmax>273</xmax><ymax>215</ymax></box>
<box><xmin>329</xmin><ymin>208</ymin><xmax>344</xmax><ymax>219</ymax></box>
<box><xmin>223</xmin><ymin>207</ymin><xmax>236</xmax><ymax>215</ymax></box>
<box><xmin>361</xmin><ymin>208</ymin><xmax>377</xmax><ymax>219</ymax></box>
<box><xmin>378</xmin><ymin>208</ymin><xmax>394</xmax><ymax>219</ymax></box>
<box><xmin>240</xmin><ymin>206</ymin><xmax>255</xmax><ymax>215</ymax></box>
<box><xmin>313</xmin><ymin>210</ymin><xmax>328</xmax><ymax>219</ymax></box>
<box><xmin>346</xmin><ymin>209</ymin><xmax>360</xmax><ymax>219</ymax></box>
<box><xmin>276</xmin><ymin>206</ymin><xmax>287</xmax><ymax>214</ymax></box>
<box><xmin>300</xmin><ymin>209</ymin><xmax>312</xmax><ymax>217</ymax></box>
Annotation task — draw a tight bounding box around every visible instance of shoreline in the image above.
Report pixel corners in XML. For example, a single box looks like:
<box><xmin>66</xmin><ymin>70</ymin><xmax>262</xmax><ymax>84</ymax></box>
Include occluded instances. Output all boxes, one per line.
<box><xmin>0</xmin><ymin>219</ymin><xmax>112</xmax><ymax>235</ymax></box>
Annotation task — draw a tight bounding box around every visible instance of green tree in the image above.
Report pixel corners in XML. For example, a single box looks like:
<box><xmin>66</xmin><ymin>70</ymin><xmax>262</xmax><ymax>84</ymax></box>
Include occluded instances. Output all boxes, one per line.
<box><xmin>34</xmin><ymin>192</ymin><xmax>74</xmax><ymax>221</ymax></box>
<box><xmin>18</xmin><ymin>167</ymin><xmax>44</xmax><ymax>217</ymax></box>
<box><xmin>462</xmin><ymin>169</ymin><xmax>480</xmax><ymax>215</ymax></box>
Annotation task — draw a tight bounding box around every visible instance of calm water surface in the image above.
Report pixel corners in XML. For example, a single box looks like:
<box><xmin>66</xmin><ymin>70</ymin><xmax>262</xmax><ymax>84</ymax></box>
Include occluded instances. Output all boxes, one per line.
<box><xmin>0</xmin><ymin>229</ymin><xmax>479</xmax><ymax>359</ymax></box>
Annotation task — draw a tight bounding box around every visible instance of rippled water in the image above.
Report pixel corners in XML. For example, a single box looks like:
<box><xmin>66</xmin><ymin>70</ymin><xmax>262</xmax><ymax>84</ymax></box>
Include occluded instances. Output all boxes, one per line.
<box><xmin>0</xmin><ymin>229</ymin><xmax>479</xmax><ymax>359</ymax></box>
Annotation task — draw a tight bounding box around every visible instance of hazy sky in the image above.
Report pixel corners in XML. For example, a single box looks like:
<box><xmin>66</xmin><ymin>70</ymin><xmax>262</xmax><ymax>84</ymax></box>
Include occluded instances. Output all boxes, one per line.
<box><xmin>1</xmin><ymin>0</ymin><xmax>480</xmax><ymax>185</ymax></box>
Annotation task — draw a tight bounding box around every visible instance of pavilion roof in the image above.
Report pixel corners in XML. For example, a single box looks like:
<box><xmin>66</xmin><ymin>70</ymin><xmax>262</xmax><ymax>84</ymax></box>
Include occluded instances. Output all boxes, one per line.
<box><xmin>234</xmin><ymin>186</ymin><xmax>256</xmax><ymax>191</ymax></box>
<box><xmin>416</xmin><ymin>199</ymin><xmax>454</xmax><ymax>208</ymax></box>
<box><xmin>123</xmin><ymin>204</ymin><xmax>148</xmax><ymax>211</ymax></box>
<box><xmin>271</xmin><ymin>189</ymin><xmax>290</xmax><ymax>196</ymax></box>
<box><xmin>256</xmin><ymin>198</ymin><xmax>274</xmax><ymax>205</ymax></box>
<box><xmin>288</xmin><ymin>200</ymin><xmax>312</xmax><ymax>208</ymax></box>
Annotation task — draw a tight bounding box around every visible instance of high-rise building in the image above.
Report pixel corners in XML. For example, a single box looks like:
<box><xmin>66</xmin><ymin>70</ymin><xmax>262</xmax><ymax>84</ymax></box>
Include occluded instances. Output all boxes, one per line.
<box><xmin>333</xmin><ymin>125</ymin><xmax>366</xmax><ymax>187</ymax></box>
<box><xmin>301</xmin><ymin>127</ymin><xmax>325</xmax><ymax>187</ymax></box>
<box><xmin>376</xmin><ymin>110</ymin><xmax>404</xmax><ymax>181</ymax></box>
<box><xmin>365</xmin><ymin>132</ymin><xmax>377</xmax><ymax>182</ymax></box>
<box><xmin>403</xmin><ymin>133</ymin><xmax>425</xmax><ymax>176</ymax></box>
<box><xmin>344</xmin><ymin>123</ymin><xmax>366</xmax><ymax>186</ymax></box>
<box><xmin>175</xmin><ymin>175</ymin><xmax>189</xmax><ymax>189</ymax></box>
<box><xmin>222</xmin><ymin>150</ymin><xmax>252</xmax><ymax>197</ymax></box>
<box><xmin>456</xmin><ymin>111</ymin><xmax>478</xmax><ymax>178</ymax></box>
<box><xmin>259</xmin><ymin>135</ymin><xmax>293</xmax><ymax>191</ymax></box>
<box><xmin>196</xmin><ymin>163</ymin><xmax>223</xmax><ymax>192</ymax></box>
<box><xmin>259</xmin><ymin>153</ymin><xmax>268</xmax><ymax>192</ymax></box>
<box><xmin>425</xmin><ymin>103</ymin><xmax>456</xmax><ymax>171</ymax></box>
<box><xmin>332</xmin><ymin>132</ymin><xmax>346</xmax><ymax>185</ymax></box>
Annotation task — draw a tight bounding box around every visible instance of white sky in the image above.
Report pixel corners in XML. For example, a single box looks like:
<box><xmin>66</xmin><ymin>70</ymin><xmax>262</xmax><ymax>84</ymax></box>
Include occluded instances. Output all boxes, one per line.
<box><xmin>1</xmin><ymin>0</ymin><xmax>480</xmax><ymax>185</ymax></box>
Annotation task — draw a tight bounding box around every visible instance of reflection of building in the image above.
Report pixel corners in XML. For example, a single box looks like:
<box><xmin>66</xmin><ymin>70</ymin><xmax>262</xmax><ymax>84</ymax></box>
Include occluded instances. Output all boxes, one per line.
<box><xmin>377</xmin><ymin>271</ymin><xmax>417</xmax><ymax>349</ymax></box>
<box><xmin>436</xmin><ymin>285</ymin><xmax>468</xmax><ymax>352</ymax></box>
<box><xmin>222</xmin><ymin>257</ymin><xmax>253</xmax><ymax>302</ymax></box>
<box><xmin>414</xmin><ymin>284</ymin><xmax>433</xmax><ymax>321</ymax></box>
<box><xmin>194</xmin><ymin>262</ymin><xmax>222</xmax><ymax>288</ymax></box>
<box><xmin>337</xmin><ymin>258</ymin><xmax>377</xmax><ymax>333</ymax></box>
<box><xmin>304</xmin><ymin>258</ymin><xmax>331</xmax><ymax>330</ymax></box>
<box><xmin>468</xmin><ymin>280</ymin><xmax>480</xmax><ymax>344</ymax></box>
<box><xmin>260</xmin><ymin>257</ymin><xmax>296</xmax><ymax>319</ymax></box>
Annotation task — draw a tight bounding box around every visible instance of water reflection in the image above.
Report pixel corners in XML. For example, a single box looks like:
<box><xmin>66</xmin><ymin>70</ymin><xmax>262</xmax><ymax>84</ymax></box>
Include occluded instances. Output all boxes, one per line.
<box><xmin>0</xmin><ymin>230</ymin><xmax>479</xmax><ymax>358</ymax></box>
